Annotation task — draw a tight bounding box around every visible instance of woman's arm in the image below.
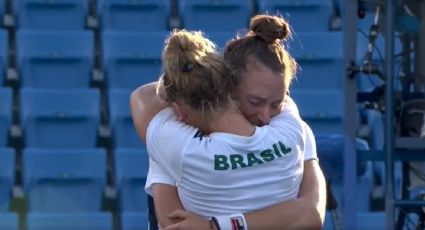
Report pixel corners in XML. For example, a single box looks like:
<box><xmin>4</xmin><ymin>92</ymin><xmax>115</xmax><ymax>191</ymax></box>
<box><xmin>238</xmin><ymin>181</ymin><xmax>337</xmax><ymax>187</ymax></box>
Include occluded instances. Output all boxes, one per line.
<box><xmin>245</xmin><ymin>159</ymin><xmax>326</xmax><ymax>230</ymax></box>
<box><xmin>160</xmin><ymin>160</ymin><xmax>326</xmax><ymax>230</ymax></box>
<box><xmin>130</xmin><ymin>82</ymin><xmax>167</xmax><ymax>143</ymax></box>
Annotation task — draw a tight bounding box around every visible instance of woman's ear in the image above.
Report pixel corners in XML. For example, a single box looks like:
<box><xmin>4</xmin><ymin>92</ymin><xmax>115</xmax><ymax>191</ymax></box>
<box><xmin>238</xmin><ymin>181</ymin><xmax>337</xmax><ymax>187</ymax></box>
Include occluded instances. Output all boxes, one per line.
<box><xmin>171</xmin><ymin>102</ymin><xmax>188</xmax><ymax>122</ymax></box>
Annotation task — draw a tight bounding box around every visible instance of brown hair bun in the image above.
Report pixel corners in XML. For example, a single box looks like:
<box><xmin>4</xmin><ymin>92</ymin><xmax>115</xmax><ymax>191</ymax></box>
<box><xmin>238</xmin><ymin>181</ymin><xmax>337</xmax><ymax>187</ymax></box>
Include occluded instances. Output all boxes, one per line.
<box><xmin>249</xmin><ymin>15</ymin><xmax>290</xmax><ymax>43</ymax></box>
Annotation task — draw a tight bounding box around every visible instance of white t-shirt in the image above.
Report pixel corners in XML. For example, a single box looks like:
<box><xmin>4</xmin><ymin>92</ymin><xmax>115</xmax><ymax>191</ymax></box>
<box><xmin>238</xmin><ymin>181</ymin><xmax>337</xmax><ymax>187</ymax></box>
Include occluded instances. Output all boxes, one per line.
<box><xmin>146</xmin><ymin>104</ymin><xmax>307</xmax><ymax>217</ymax></box>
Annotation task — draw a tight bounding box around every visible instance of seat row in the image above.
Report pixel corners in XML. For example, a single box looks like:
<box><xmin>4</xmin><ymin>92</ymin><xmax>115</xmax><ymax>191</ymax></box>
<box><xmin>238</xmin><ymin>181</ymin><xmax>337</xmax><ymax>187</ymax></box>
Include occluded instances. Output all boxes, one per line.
<box><xmin>0</xmin><ymin>29</ymin><xmax>345</xmax><ymax>90</ymax></box>
<box><xmin>0</xmin><ymin>148</ymin><xmax>148</xmax><ymax>213</ymax></box>
<box><xmin>0</xmin><ymin>0</ymin><xmax>334</xmax><ymax>32</ymax></box>
<box><xmin>0</xmin><ymin>212</ymin><xmax>147</xmax><ymax>230</ymax></box>
<box><xmin>0</xmin><ymin>87</ymin><xmax>143</xmax><ymax>149</ymax></box>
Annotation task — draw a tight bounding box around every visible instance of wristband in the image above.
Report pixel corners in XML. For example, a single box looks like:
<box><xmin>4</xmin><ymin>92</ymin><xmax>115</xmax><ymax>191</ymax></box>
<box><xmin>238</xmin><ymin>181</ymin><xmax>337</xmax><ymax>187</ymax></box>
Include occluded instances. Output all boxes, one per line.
<box><xmin>213</xmin><ymin>214</ymin><xmax>248</xmax><ymax>230</ymax></box>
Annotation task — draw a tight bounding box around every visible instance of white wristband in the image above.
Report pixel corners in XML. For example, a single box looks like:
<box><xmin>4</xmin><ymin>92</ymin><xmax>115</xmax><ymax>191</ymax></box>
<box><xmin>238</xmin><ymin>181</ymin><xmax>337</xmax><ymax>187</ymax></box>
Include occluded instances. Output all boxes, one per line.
<box><xmin>213</xmin><ymin>214</ymin><xmax>248</xmax><ymax>230</ymax></box>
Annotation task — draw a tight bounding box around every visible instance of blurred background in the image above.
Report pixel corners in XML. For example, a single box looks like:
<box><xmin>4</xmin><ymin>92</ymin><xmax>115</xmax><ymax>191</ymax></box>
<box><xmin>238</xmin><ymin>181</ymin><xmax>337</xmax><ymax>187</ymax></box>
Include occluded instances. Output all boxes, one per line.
<box><xmin>0</xmin><ymin>0</ymin><xmax>424</xmax><ymax>229</ymax></box>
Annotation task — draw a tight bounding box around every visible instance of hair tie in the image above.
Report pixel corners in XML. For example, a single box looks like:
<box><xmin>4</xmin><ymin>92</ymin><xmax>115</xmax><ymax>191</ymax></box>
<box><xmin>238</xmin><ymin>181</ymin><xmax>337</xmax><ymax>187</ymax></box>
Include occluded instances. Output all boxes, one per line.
<box><xmin>181</xmin><ymin>62</ymin><xmax>195</xmax><ymax>73</ymax></box>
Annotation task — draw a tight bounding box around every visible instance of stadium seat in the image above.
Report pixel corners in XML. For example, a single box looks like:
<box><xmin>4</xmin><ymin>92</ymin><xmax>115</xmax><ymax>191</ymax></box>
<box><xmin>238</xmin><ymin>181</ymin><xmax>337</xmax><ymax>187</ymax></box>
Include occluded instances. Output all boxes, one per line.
<box><xmin>257</xmin><ymin>0</ymin><xmax>333</xmax><ymax>31</ymax></box>
<box><xmin>0</xmin><ymin>212</ymin><xmax>18</xmax><ymax>230</ymax></box>
<box><xmin>20</xmin><ymin>88</ymin><xmax>100</xmax><ymax>148</ymax></box>
<box><xmin>0</xmin><ymin>87</ymin><xmax>12</xmax><ymax>147</ymax></box>
<box><xmin>114</xmin><ymin>148</ymin><xmax>149</xmax><ymax>212</ymax></box>
<box><xmin>0</xmin><ymin>1</ymin><xmax>4</xmax><ymax>22</ymax></box>
<box><xmin>0</xmin><ymin>148</ymin><xmax>15</xmax><ymax>212</ymax></box>
<box><xmin>0</xmin><ymin>29</ymin><xmax>7</xmax><ymax>85</ymax></box>
<box><xmin>13</xmin><ymin>0</ymin><xmax>88</xmax><ymax>30</ymax></box>
<box><xmin>109</xmin><ymin>89</ymin><xmax>145</xmax><ymax>148</ymax></box>
<box><xmin>27</xmin><ymin>212</ymin><xmax>112</xmax><ymax>230</ymax></box>
<box><xmin>121</xmin><ymin>212</ymin><xmax>149</xmax><ymax>230</ymax></box>
<box><xmin>16</xmin><ymin>30</ymin><xmax>94</xmax><ymax>89</ymax></box>
<box><xmin>23</xmin><ymin>148</ymin><xmax>107</xmax><ymax>212</ymax></box>
<box><xmin>178</xmin><ymin>0</ymin><xmax>253</xmax><ymax>31</ymax></box>
<box><xmin>289</xmin><ymin>32</ymin><xmax>344</xmax><ymax>90</ymax></box>
<box><xmin>291</xmin><ymin>89</ymin><xmax>343</xmax><ymax>135</ymax></box>
<box><xmin>97</xmin><ymin>0</ymin><xmax>171</xmax><ymax>31</ymax></box>
<box><xmin>204</xmin><ymin>31</ymin><xmax>233</xmax><ymax>51</ymax></box>
<box><xmin>102</xmin><ymin>31</ymin><xmax>167</xmax><ymax>89</ymax></box>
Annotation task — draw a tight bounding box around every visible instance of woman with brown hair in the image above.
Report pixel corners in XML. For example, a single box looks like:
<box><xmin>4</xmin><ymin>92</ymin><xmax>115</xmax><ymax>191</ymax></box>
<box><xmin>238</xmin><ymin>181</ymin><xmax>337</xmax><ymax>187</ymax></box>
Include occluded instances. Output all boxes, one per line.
<box><xmin>132</xmin><ymin>14</ymin><xmax>326</xmax><ymax>230</ymax></box>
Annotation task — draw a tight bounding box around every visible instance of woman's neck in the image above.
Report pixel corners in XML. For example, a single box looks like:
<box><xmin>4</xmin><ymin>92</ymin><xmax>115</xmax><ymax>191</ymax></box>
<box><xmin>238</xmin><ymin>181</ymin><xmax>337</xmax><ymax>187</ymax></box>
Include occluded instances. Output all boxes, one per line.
<box><xmin>202</xmin><ymin>107</ymin><xmax>255</xmax><ymax>137</ymax></box>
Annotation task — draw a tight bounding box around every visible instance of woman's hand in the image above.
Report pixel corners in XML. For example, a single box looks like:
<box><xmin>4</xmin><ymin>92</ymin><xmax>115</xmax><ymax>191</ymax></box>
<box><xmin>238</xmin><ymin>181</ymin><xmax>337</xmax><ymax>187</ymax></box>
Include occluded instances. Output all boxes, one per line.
<box><xmin>163</xmin><ymin>209</ymin><xmax>216</xmax><ymax>230</ymax></box>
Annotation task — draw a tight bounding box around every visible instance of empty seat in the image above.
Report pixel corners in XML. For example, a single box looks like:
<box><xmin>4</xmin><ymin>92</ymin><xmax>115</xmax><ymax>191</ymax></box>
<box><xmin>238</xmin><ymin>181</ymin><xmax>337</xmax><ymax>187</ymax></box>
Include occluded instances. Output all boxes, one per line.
<box><xmin>121</xmin><ymin>212</ymin><xmax>149</xmax><ymax>230</ymax></box>
<box><xmin>0</xmin><ymin>1</ymin><xmax>4</xmax><ymax>22</ymax></box>
<box><xmin>109</xmin><ymin>89</ymin><xmax>145</xmax><ymax>148</ymax></box>
<box><xmin>0</xmin><ymin>87</ymin><xmax>12</xmax><ymax>146</ymax></box>
<box><xmin>291</xmin><ymin>89</ymin><xmax>343</xmax><ymax>135</ymax></box>
<box><xmin>13</xmin><ymin>0</ymin><xmax>88</xmax><ymax>30</ymax></box>
<box><xmin>16</xmin><ymin>30</ymin><xmax>94</xmax><ymax>89</ymax></box>
<box><xmin>102</xmin><ymin>31</ymin><xmax>166</xmax><ymax>89</ymax></box>
<box><xmin>114</xmin><ymin>148</ymin><xmax>149</xmax><ymax>212</ymax></box>
<box><xmin>257</xmin><ymin>0</ymin><xmax>333</xmax><ymax>31</ymax></box>
<box><xmin>178</xmin><ymin>0</ymin><xmax>253</xmax><ymax>31</ymax></box>
<box><xmin>0</xmin><ymin>148</ymin><xmax>15</xmax><ymax>212</ymax></box>
<box><xmin>27</xmin><ymin>212</ymin><xmax>112</xmax><ymax>230</ymax></box>
<box><xmin>97</xmin><ymin>0</ymin><xmax>171</xmax><ymax>31</ymax></box>
<box><xmin>0</xmin><ymin>30</ymin><xmax>7</xmax><ymax>85</ymax></box>
<box><xmin>0</xmin><ymin>212</ymin><xmax>18</xmax><ymax>230</ymax></box>
<box><xmin>20</xmin><ymin>88</ymin><xmax>100</xmax><ymax>148</ymax></box>
<box><xmin>23</xmin><ymin>148</ymin><xmax>107</xmax><ymax>212</ymax></box>
<box><xmin>205</xmin><ymin>31</ymin><xmax>233</xmax><ymax>51</ymax></box>
<box><xmin>289</xmin><ymin>32</ymin><xmax>344</xmax><ymax>90</ymax></box>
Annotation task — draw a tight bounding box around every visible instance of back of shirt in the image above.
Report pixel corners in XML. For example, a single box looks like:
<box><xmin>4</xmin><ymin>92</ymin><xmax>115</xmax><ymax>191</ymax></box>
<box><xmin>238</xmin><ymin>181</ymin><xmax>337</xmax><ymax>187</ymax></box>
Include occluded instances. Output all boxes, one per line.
<box><xmin>146</xmin><ymin>106</ymin><xmax>305</xmax><ymax>217</ymax></box>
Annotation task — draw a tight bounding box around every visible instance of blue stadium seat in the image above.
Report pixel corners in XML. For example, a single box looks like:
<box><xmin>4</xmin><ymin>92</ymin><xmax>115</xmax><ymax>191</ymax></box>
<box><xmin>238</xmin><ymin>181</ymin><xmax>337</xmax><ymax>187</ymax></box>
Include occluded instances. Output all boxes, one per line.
<box><xmin>0</xmin><ymin>1</ymin><xmax>4</xmax><ymax>21</ymax></box>
<box><xmin>121</xmin><ymin>212</ymin><xmax>149</xmax><ymax>230</ymax></box>
<box><xmin>178</xmin><ymin>0</ymin><xmax>253</xmax><ymax>31</ymax></box>
<box><xmin>27</xmin><ymin>212</ymin><xmax>113</xmax><ymax>230</ymax></box>
<box><xmin>97</xmin><ymin>0</ymin><xmax>171</xmax><ymax>31</ymax></box>
<box><xmin>109</xmin><ymin>89</ymin><xmax>145</xmax><ymax>148</ymax></box>
<box><xmin>205</xmin><ymin>31</ymin><xmax>233</xmax><ymax>51</ymax></box>
<box><xmin>356</xmin><ymin>212</ymin><xmax>386</xmax><ymax>230</ymax></box>
<box><xmin>0</xmin><ymin>212</ymin><xmax>18</xmax><ymax>230</ymax></box>
<box><xmin>16</xmin><ymin>30</ymin><xmax>94</xmax><ymax>89</ymax></box>
<box><xmin>291</xmin><ymin>89</ymin><xmax>343</xmax><ymax>135</ymax></box>
<box><xmin>289</xmin><ymin>32</ymin><xmax>344</xmax><ymax>90</ymax></box>
<box><xmin>0</xmin><ymin>88</ymin><xmax>12</xmax><ymax>147</ymax></box>
<box><xmin>23</xmin><ymin>148</ymin><xmax>107</xmax><ymax>212</ymax></box>
<box><xmin>114</xmin><ymin>148</ymin><xmax>149</xmax><ymax>212</ymax></box>
<box><xmin>0</xmin><ymin>30</ymin><xmax>7</xmax><ymax>85</ymax></box>
<box><xmin>20</xmin><ymin>88</ymin><xmax>100</xmax><ymax>148</ymax></box>
<box><xmin>257</xmin><ymin>0</ymin><xmax>333</xmax><ymax>31</ymax></box>
<box><xmin>0</xmin><ymin>148</ymin><xmax>15</xmax><ymax>212</ymax></box>
<box><xmin>102</xmin><ymin>31</ymin><xmax>166</xmax><ymax>89</ymax></box>
<box><xmin>13</xmin><ymin>0</ymin><xmax>88</xmax><ymax>30</ymax></box>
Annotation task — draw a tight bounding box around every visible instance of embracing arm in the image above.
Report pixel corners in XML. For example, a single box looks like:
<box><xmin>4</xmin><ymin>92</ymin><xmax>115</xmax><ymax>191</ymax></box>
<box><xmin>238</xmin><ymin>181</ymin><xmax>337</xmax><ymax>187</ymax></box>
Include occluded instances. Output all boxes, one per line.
<box><xmin>245</xmin><ymin>159</ymin><xmax>326</xmax><ymax>230</ymax></box>
<box><xmin>130</xmin><ymin>82</ymin><xmax>167</xmax><ymax>142</ymax></box>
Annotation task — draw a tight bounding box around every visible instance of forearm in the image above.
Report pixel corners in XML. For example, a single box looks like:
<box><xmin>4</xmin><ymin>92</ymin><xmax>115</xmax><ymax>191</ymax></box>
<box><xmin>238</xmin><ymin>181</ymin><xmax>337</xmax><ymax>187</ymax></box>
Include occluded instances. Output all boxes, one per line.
<box><xmin>245</xmin><ymin>160</ymin><xmax>326</xmax><ymax>230</ymax></box>
<box><xmin>152</xmin><ymin>184</ymin><xmax>185</xmax><ymax>228</ymax></box>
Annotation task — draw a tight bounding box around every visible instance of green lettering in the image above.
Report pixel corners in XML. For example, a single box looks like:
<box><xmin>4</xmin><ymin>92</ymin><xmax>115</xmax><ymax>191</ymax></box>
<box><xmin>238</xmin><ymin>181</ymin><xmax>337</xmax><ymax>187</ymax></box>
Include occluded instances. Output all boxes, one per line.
<box><xmin>230</xmin><ymin>154</ymin><xmax>247</xmax><ymax>170</ymax></box>
<box><xmin>279</xmin><ymin>141</ymin><xmax>292</xmax><ymax>155</ymax></box>
<box><xmin>260</xmin><ymin>149</ymin><xmax>274</xmax><ymax>162</ymax></box>
<box><xmin>247</xmin><ymin>153</ymin><xmax>264</xmax><ymax>167</ymax></box>
<box><xmin>273</xmin><ymin>143</ymin><xmax>282</xmax><ymax>157</ymax></box>
<box><xmin>214</xmin><ymin>155</ymin><xmax>229</xmax><ymax>170</ymax></box>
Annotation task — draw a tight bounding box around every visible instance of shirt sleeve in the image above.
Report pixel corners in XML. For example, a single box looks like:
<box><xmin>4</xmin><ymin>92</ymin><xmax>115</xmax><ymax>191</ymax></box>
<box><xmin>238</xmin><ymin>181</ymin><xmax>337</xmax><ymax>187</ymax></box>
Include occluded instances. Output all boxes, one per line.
<box><xmin>145</xmin><ymin>158</ymin><xmax>176</xmax><ymax>196</ymax></box>
<box><xmin>146</xmin><ymin>108</ymin><xmax>199</xmax><ymax>187</ymax></box>
<box><xmin>303</xmin><ymin>122</ymin><xmax>318</xmax><ymax>161</ymax></box>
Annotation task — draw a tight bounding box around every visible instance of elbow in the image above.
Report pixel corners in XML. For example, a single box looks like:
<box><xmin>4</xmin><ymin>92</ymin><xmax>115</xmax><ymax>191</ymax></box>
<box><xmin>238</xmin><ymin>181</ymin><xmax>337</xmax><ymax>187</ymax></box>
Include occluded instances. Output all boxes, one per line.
<box><xmin>304</xmin><ymin>206</ymin><xmax>324</xmax><ymax>230</ymax></box>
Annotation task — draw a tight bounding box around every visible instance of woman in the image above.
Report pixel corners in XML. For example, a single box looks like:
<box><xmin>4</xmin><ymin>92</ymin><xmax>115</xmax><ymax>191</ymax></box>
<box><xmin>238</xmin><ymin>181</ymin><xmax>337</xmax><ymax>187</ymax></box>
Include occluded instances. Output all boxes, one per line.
<box><xmin>132</xmin><ymin>15</ymin><xmax>326</xmax><ymax>230</ymax></box>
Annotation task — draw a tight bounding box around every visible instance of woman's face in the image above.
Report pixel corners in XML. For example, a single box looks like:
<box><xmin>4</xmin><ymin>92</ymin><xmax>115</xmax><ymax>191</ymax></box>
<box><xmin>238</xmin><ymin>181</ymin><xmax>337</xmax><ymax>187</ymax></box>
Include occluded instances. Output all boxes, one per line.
<box><xmin>235</xmin><ymin>61</ymin><xmax>286</xmax><ymax>127</ymax></box>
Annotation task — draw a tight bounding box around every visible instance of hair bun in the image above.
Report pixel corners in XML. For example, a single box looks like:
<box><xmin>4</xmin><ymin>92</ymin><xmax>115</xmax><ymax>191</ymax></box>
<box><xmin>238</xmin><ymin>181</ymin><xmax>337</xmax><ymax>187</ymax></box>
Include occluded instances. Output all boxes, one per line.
<box><xmin>249</xmin><ymin>15</ymin><xmax>290</xmax><ymax>43</ymax></box>
<box><xmin>163</xmin><ymin>30</ymin><xmax>215</xmax><ymax>74</ymax></box>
